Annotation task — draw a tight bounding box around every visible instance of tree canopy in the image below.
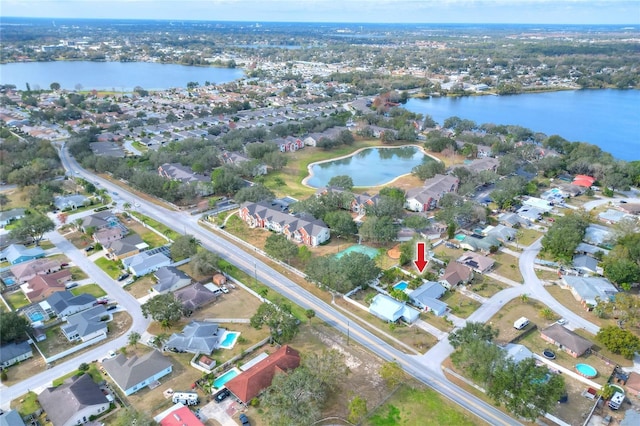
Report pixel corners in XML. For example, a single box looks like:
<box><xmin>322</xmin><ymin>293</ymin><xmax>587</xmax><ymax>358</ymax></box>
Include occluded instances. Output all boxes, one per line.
<box><xmin>596</xmin><ymin>326</ymin><xmax>640</xmax><ymax>359</ymax></box>
<box><xmin>170</xmin><ymin>234</ymin><xmax>199</xmax><ymax>261</ymax></box>
<box><xmin>9</xmin><ymin>213</ymin><xmax>55</xmax><ymax>246</ymax></box>
<box><xmin>264</xmin><ymin>233</ymin><xmax>299</xmax><ymax>263</ymax></box>
<box><xmin>327</xmin><ymin>175</ymin><xmax>353</xmax><ymax>191</ymax></box>
<box><xmin>0</xmin><ymin>311</ymin><xmax>32</xmax><ymax>344</ymax></box>
<box><xmin>141</xmin><ymin>293</ymin><xmax>185</xmax><ymax>327</ymax></box>
<box><xmin>305</xmin><ymin>251</ymin><xmax>380</xmax><ymax>293</ymax></box>
<box><xmin>250</xmin><ymin>300</ymin><xmax>299</xmax><ymax>344</ymax></box>
<box><xmin>541</xmin><ymin>213</ymin><xmax>588</xmax><ymax>262</ymax></box>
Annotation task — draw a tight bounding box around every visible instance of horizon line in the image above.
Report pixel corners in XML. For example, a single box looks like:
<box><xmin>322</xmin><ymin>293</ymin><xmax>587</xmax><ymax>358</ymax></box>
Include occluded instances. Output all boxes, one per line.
<box><xmin>2</xmin><ymin>16</ymin><xmax>638</xmax><ymax>26</ymax></box>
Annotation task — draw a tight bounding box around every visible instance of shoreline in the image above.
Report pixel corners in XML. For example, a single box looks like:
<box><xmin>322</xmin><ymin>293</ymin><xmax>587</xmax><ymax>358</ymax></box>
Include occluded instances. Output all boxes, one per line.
<box><xmin>302</xmin><ymin>144</ymin><xmax>440</xmax><ymax>190</ymax></box>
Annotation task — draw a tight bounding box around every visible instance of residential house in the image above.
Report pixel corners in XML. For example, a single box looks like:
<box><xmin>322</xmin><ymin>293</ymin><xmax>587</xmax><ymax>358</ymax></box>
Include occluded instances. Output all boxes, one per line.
<box><xmin>459</xmin><ymin>234</ymin><xmax>501</xmax><ymax>254</ymax></box>
<box><xmin>572</xmin><ymin>255</ymin><xmax>599</xmax><ymax>275</ymax></box>
<box><xmin>61</xmin><ymin>305</ymin><xmax>109</xmax><ymax>342</ymax></box>
<box><xmin>43</xmin><ymin>290</ymin><xmax>97</xmax><ymax>318</ymax></box>
<box><xmin>454</xmin><ymin>157</ymin><xmax>499</xmax><ymax>173</ymax></box>
<box><xmin>584</xmin><ymin>224</ymin><xmax>614</xmax><ymax>247</ymax></box>
<box><xmin>572</xmin><ymin>175</ymin><xmax>596</xmax><ymax>188</ymax></box>
<box><xmin>560</xmin><ymin>276</ymin><xmax>618</xmax><ymax>309</ymax></box>
<box><xmin>540</xmin><ymin>323</ymin><xmax>593</xmax><ymax>358</ymax></box>
<box><xmin>625</xmin><ymin>372</ymin><xmax>640</xmax><ymax>399</ymax></box>
<box><xmin>21</xmin><ymin>269</ymin><xmax>72</xmax><ymax>302</ymax></box>
<box><xmin>598</xmin><ymin>209</ymin><xmax>630</xmax><ymax>224</ymax></box>
<box><xmin>81</xmin><ymin>211</ymin><xmax>119</xmax><ymax>233</ymax></box>
<box><xmin>93</xmin><ymin>227</ymin><xmax>125</xmax><ymax>246</ymax></box>
<box><xmin>0</xmin><ymin>410</ymin><xmax>26</xmax><ymax>426</ymax></box>
<box><xmin>277</xmin><ymin>136</ymin><xmax>304</xmax><ymax>152</ymax></box>
<box><xmin>102</xmin><ymin>349</ymin><xmax>173</xmax><ymax>396</ymax></box>
<box><xmin>0</xmin><ymin>244</ymin><xmax>45</xmax><ymax>265</ymax></box>
<box><xmin>408</xmin><ymin>281</ymin><xmax>448</xmax><ymax>316</ymax></box>
<box><xmin>617</xmin><ymin>203</ymin><xmax>640</xmax><ymax>216</ymax></box>
<box><xmin>174</xmin><ymin>283</ymin><xmax>217</xmax><ymax>312</ymax></box>
<box><xmin>575</xmin><ymin>243</ymin><xmax>609</xmax><ymax>257</ymax></box>
<box><xmin>0</xmin><ymin>341</ymin><xmax>33</xmax><ymax>368</ymax></box>
<box><xmin>165</xmin><ymin>321</ymin><xmax>226</xmax><ymax>354</ymax></box>
<box><xmin>225</xmin><ymin>345</ymin><xmax>301</xmax><ymax>404</ymax></box>
<box><xmin>405</xmin><ymin>174</ymin><xmax>459</xmax><ymax>212</ymax></box>
<box><xmin>239</xmin><ymin>201</ymin><xmax>330</xmax><ymax>247</ymax></box>
<box><xmin>10</xmin><ymin>258</ymin><xmax>62</xmax><ymax>283</ymax></box>
<box><xmin>440</xmin><ymin>262</ymin><xmax>473</xmax><ymax>289</ymax></box>
<box><xmin>54</xmin><ymin>194</ymin><xmax>89</xmax><ymax>211</ymax></box>
<box><xmin>38</xmin><ymin>374</ymin><xmax>110</xmax><ymax>426</ymax></box>
<box><xmin>156</xmin><ymin>404</ymin><xmax>204</xmax><ymax>426</ymax></box>
<box><xmin>483</xmin><ymin>225</ymin><xmax>517</xmax><ymax>243</ymax></box>
<box><xmin>497</xmin><ymin>212</ymin><xmax>529</xmax><ymax>228</ymax></box>
<box><xmin>106</xmin><ymin>234</ymin><xmax>148</xmax><ymax>260</ymax></box>
<box><xmin>503</xmin><ymin>343</ymin><xmax>534</xmax><ymax>364</ymax></box>
<box><xmin>368</xmin><ymin>294</ymin><xmax>420</xmax><ymax>323</ymax></box>
<box><xmin>126</xmin><ymin>252</ymin><xmax>172</xmax><ymax>277</ymax></box>
<box><xmin>516</xmin><ymin>206</ymin><xmax>545</xmax><ymax>222</ymax></box>
<box><xmin>457</xmin><ymin>253</ymin><xmax>495</xmax><ymax>274</ymax></box>
<box><xmin>0</xmin><ymin>208</ymin><xmax>25</xmax><ymax>227</ymax></box>
<box><xmin>522</xmin><ymin>197</ymin><xmax>553</xmax><ymax>213</ymax></box>
<box><xmin>152</xmin><ymin>266</ymin><xmax>192</xmax><ymax>294</ymax></box>
<box><xmin>157</xmin><ymin>163</ymin><xmax>213</xmax><ymax>196</ymax></box>
<box><xmin>315</xmin><ymin>187</ymin><xmax>378</xmax><ymax>215</ymax></box>
<box><xmin>89</xmin><ymin>141</ymin><xmax>126</xmax><ymax>158</ymax></box>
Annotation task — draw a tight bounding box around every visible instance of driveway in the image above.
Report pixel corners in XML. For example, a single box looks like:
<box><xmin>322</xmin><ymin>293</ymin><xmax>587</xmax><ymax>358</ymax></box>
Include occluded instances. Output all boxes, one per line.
<box><xmin>199</xmin><ymin>398</ymin><xmax>240</xmax><ymax>426</ymax></box>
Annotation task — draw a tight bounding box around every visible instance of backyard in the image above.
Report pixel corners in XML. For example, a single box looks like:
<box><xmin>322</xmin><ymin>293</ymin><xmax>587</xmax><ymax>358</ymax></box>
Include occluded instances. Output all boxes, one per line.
<box><xmin>71</xmin><ymin>283</ymin><xmax>107</xmax><ymax>298</ymax></box>
<box><xmin>123</xmin><ymin>275</ymin><xmax>156</xmax><ymax>299</ymax></box>
<box><xmin>440</xmin><ymin>290</ymin><xmax>481</xmax><ymax>318</ymax></box>
<box><xmin>95</xmin><ymin>257</ymin><xmax>124</xmax><ymax>279</ymax></box>
<box><xmin>4</xmin><ymin>290</ymin><xmax>30</xmax><ymax>310</ymax></box>
<box><xmin>467</xmin><ymin>275</ymin><xmax>509</xmax><ymax>298</ymax></box>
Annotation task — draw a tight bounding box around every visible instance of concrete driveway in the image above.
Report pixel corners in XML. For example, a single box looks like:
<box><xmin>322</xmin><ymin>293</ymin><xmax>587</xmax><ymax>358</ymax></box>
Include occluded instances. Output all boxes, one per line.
<box><xmin>199</xmin><ymin>398</ymin><xmax>240</xmax><ymax>426</ymax></box>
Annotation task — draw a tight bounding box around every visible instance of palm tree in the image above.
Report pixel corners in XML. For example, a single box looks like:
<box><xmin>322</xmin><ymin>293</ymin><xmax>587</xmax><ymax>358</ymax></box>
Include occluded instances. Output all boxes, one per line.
<box><xmin>128</xmin><ymin>331</ymin><xmax>141</xmax><ymax>348</ymax></box>
<box><xmin>73</xmin><ymin>218</ymin><xmax>83</xmax><ymax>232</ymax></box>
<box><xmin>123</xmin><ymin>202</ymin><xmax>131</xmax><ymax>210</ymax></box>
<box><xmin>520</xmin><ymin>293</ymin><xmax>529</xmax><ymax>304</ymax></box>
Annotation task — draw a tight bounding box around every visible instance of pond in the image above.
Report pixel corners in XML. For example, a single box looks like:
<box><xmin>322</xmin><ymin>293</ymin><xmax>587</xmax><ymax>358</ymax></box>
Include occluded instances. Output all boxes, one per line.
<box><xmin>304</xmin><ymin>145</ymin><xmax>435</xmax><ymax>188</ymax></box>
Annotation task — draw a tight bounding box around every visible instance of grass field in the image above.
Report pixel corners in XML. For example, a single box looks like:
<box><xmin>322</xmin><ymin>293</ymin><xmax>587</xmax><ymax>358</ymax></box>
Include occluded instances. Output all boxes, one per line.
<box><xmin>365</xmin><ymin>384</ymin><xmax>480</xmax><ymax>426</ymax></box>
<box><xmin>71</xmin><ymin>283</ymin><xmax>107</xmax><ymax>298</ymax></box>
<box><xmin>52</xmin><ymin>364</ymin><xmax>102</xmax><ymax>386</ymax></box>
<box><xmin>5</xmin><ymin>291</ymin><xmax>29</xmax><ymax>310</ymax></box>
<box><xmin>95</xmin><ymin>257</ymin><xmax>123</xmax><ymax>279</ymax></box>
<box><xmin>440</xmin><ymin>291</ymin><xmax>481</xmax><ymax>318</ymax></box>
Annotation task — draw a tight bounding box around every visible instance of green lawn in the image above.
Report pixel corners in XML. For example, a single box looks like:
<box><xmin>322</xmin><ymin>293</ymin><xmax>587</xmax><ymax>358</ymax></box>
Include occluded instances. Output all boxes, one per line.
<box><xmin>139</xmin><ymin>230</ymin><xmax>169</xmax><ymax>248</ymax></box>
<box><xmin>71</xmin><ymin>283</ymin><xmax>107</xmax><ymax>298</ymax></box>
<box><xmin>366</xmin><ymin>384</ymin><xmax>480</xmax><ymax>426</ymax></box>
<box><xmin>95</xmin><ymin>257</ymin><xmax>122</xmax><ymax>279</ymax></box>
<box><xmin>440</xmin><ymin>291</ymin><xmax>481</xmax><ymax>318</ymax></box>
<box><xmin>130</xmin><ymin>212</ymin><xmax>180</xmax><ymax>241</ymax></box>
<box><xmin>5</xmin><ymin>291</ymin><xmax>29</xmax><ymax>310</ymax></box>
<box><xmin>52</xmin><ymin>364</ymin><xmax>102</xmax><ymax>387</ymax></box>
<box><xmin>12</xmin><ymin>391</ymin><xmax>40</xmax><ymax>417</ymax></box>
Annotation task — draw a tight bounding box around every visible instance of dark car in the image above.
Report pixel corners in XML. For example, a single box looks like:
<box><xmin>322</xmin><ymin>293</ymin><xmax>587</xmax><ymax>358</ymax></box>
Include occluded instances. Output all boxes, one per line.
<box><xmin>106</xmin><ymin>305</ymin><xmax>118</xmax><ymax>311</ymax></box>
<box><xmin>214</xmin><ymin>389</ymin><xmax>230</xmax><ymax>403</ymax></box>
<box><xmin>84</xmin><ymin>245</ymin><xmax>95</xmax><ymax>252</ymax></box>
<box><xmin>117</xmin><ymin>273</ymin><xmax>130</xmax><ymax>281</ymax></box>
<box><xmin>239</xmin><ymin>413</ymin><xmax>250</xmax><ymax>426</ymax></box>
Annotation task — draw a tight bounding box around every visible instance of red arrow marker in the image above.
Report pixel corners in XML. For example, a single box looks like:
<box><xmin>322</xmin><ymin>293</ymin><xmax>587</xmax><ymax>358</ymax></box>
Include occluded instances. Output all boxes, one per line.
<box><xmin>414</xmin><ymin>241</ymin><xmax>429</xmax><ymax>273</ymax></box>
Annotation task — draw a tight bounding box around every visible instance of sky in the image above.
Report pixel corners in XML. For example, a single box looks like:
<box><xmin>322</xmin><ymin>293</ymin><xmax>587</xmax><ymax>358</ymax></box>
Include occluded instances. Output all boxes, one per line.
<box><xmin>2</xmin><ymin>0</ymin><xmax>639</xmax><ymax>24</ymax></box>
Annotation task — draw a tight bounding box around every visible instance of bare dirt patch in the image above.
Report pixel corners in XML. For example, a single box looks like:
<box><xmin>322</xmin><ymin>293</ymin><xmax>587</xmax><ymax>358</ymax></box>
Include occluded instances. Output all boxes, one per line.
<box><xmin>124</xmin><ymin>275</ymin><xmax>156</xmax><ymax>299</ymax></box>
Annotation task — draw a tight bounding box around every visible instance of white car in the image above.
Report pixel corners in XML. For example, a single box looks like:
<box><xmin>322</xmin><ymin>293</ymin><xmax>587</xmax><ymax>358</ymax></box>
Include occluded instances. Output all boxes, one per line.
<box><xmin>221</xmin><ymin>285</ymin><xmax>230</xmax><ymax>294</ymax></box>
<box><xmin>557</xmin><ymin>318</ymin><xmax>567</xmax><ymax>325</ymax></box>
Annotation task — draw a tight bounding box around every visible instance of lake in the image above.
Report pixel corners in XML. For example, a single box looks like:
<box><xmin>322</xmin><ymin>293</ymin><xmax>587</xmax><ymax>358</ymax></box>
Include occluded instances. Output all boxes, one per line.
<box><xmin>404</xmin><ymin>89</ymin><xmax>640</xmax><ymax>161</ymax></box>
<box><xmin>305</xmin><ymin>145</ymin><xmax>433</xmax><ymax>188</ymax></box>
<box><xmin>0</xmin><ymin>61</ymin><xmax>245</xmax><ymax>91</ymax></box>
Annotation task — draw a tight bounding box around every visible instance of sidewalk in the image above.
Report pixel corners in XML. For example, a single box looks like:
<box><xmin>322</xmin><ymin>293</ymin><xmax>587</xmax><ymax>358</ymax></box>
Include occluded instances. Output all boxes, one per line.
<box><xmin>413</xmin><ymin>319</ymin><xmax>448</xmax><ymax>341</ymax></box>
<box><xmin>458</xmin><ymin>286</ymin><xmax>488</xmax><ymax>303</ymax></box>
<box><xmin>486</xmin><ymin>272</ymin><xmax>521</xmax><ymax>287</ymax></box>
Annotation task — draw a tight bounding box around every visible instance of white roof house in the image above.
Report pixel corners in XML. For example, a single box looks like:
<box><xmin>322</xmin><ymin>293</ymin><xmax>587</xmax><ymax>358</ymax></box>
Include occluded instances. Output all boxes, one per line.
<box><xmin>561</xmin><ymin>276</ymin><xmax>618</xmax><ymax>308</ymax></box>
<box><xmin>368</xmin><ymin>294</ymin><xmax>420</xmax><ymax>323</ymax></box>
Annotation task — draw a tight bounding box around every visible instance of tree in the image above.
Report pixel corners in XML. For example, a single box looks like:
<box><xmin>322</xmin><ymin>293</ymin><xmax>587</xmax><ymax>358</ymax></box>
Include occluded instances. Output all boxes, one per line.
<box><xmin>412</xmin><ymin>160</ymin><xmax>445</xmax><ymax>180</ymax></box>
<box><xmin>234</xmin><ymin>184</ymin><xmax>275</xmax><ymax>203</ymax></box>
<box><xmin>190</xmin><ymin>250</ymin><xmax>220</xmax><ymax>276</ymax></box>
<box><xmin>262</xmin><ymin>367</ymin><xmax>324</xmax><ymax>426</ymax></box>
<box><xmin>359</xmin><ymin>216</ymin><xmax>397</xmax><ymax>243</ymax></box>
<box><xmin>348</xmin><ymin>395</ymin><xmax>368</xmax><ymax>424</ymax></box>
<box><xmin>50</xmin><ymin>82</ymin><xmax>61</xmax><ymax>91</ymax></box>
<box><xmin>265</xmin><ymin>233</ymin><xmax>298</xmax><ymax>264</ymax></box>
<box><xmin>211</xmin><ymin>167</ymin><xmax>243</xmax><ymax>196</ymax></box>
<box><xmin>596</xmin><ymin>326</ymin><xmax>640</xmax><ymax>359</ymax></box>
<box><xmin>0</xmin><ymin>311</ymin><xmax>32</xmax><ymax>344</ymax></box>
<box><xmin>9</xmin><ymin>213</ymin><xmax>55</xmax><ymax>245</ymax></box>
<box><xmin>303</xmin><ymin>350</ymin><xmax>347</xmax><ymax>390</ymax></box>
<box><xmin>601</xmin><ymin>293</ymin><xmax>640</xmax><ymax>329</ymax></box>
<box><xmin>170</xmin><ymin>234</ymin><xmax>200</xmax><ymax>261</ymax></box>
<box><xmin>451</xmin><ymin>339</ymin><xmax>505</xmax><ymax>386</ymax></box>
<box><xmin>250</xmin><ymin>300</ymin><xmax>299</xmax><ymax>344</ymax></box>
<box><xmin>488</xmin><ymin>358</ymin><xmax>565</xmax><ymax>421</ymax></box>
<box><xmin>128</xmin><ymin>331</ymin><xmax>141</xmax><ymax>348</ymax></box>
<box><xmin>112</xmin><ymin>407</ymin><xmax>157</xmax><ymax>426</ymax></box>
<box><xmin>323</xmin><ymin>210</ymin><xmax>357</xmax><ymax>238</ymax></box>
<box><xmin>327</xmin><ymin>175</ymin><xmax>353</xmax><ymax>191</ymax></box>
<box><xmin>379</xmin><ymin>361</ymin><xmax>405</xmax><ymax>389</ymax></box>
<box><xmin>541</xmin><ymin>214</ymin><xmax>588</xmax><ymax>262</ymax></box>
<box><xmin>448</xmin><ymin>322</ymin><xmax>498</xmax><ymax>349</ymax></box>
<box><xmin>141</xmin><ymin>293</ymin><xmax>185</xmax><ymax>328</ymax></box>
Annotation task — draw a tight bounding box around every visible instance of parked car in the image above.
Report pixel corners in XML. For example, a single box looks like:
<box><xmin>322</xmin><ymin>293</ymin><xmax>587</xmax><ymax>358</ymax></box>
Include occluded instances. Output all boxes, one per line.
<box><xmin>239</xmin><ymin>413</ymin><xmax>250</xmax><ymax>426</ymax></box>
<box><xmin>84</xmin><ymin>245</ymin><xmax>95</xmax><ymax>252</ymax></box>
<box><xmin>106</xmin><ymin>305</ymin><xmax>118</xmax><ymax>311</ymax></box>
<box><xmin>214</xmin><ymin>389</ymin><xmax>230</xmax><ymax>403</ymax></box>
<box><xmin>221</xmin><ymin>285</ymin><xmax>229</xmax><ymax>294</ymax></box>
<box><xmin>117</xmin><ymin>273</ymin><xmax>130</xmax><ymax>281</ymax></box>
<box><xmin>65</xmin><ymin>282</ymin><xmax>78</xmax><ymax>289</ymax></box>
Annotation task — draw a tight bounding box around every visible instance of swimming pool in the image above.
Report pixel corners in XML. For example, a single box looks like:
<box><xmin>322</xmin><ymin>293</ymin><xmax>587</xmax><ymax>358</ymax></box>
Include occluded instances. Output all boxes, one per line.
<box><xmin>454</xmin><ymin>234</ymin><xmax>466</xmax><ymax>241</ymax></box>
<box><xmin>335</xmin><ymin>244</ymin><xmax>379</xmax><ymax>260</ymax></box>
<box><xmin>213</xmin><ymin>368</ymin><xmax>240</xmax><ymax>389</ymax></box>
<box><xmin>575</xmin><ymin>363</ymin><xmax>598</xmax><ymax>379</ymax></box>
<box><xmin>219</xmin><ymin>331</ymin><xmax>240</xmax><ymax>349</ymax></box>
<box><xmin>393</xmin><ymin>281</ymin><xmax>409</xmax><ymax>291</ymax></box>
<box><xmin>3</xmin><ymin>277</ymin><xmax>15</xmax><ymax>285</ymax></box>
<box><xmin>29</xmin><ymin>312</ymin><xmax>44</xmax><ymax>322</ymax></box>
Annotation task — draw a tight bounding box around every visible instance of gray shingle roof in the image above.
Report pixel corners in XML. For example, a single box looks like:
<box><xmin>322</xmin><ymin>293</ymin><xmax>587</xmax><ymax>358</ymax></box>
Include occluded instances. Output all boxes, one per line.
<box><xmin>0</xmin><ymin>341</ymin><xmax>32</xmax><ymax>365</ymax></box>
<box><xmin>102</xmin><ymin>349</ymin><xmax>172</xmax><ymax>391</ymax></box>
<box><xmin>38</xmin><ymin>374</ymin><xmax>108</xmax><ymax>426</ymax></box>
<box><xmin>165</xmin><ymin>321</ymin><xmax>224</xmax><ymax>354</ymax></box>
<box><xmin>46</xmin><ymin>290</ymin><xmax>96</xmax><ymax>315</ymax></box>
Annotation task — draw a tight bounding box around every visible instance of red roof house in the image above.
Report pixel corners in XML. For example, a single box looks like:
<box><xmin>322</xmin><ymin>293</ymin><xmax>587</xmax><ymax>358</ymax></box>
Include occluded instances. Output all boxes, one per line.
<box><xmin>572</xmin><ymin>175</ymin><xmax>595</xmax><ymax>188</ymax></box>
<box><xmin>159</xmin><ymin>405</ymin><xmax>204</xmax><ymax>426</ymax></box>
<box><xmin>225</xmin><ymin>345</ymin><xmax>301</xmax><ymax>404</ymax></box>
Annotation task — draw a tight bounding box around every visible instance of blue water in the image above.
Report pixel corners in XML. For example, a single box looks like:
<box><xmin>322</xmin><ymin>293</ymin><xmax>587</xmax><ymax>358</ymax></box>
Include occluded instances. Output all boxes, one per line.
<box><xmin>455</xmin><ymin>234</ymin><xmax>466</xmax><ymax>241</ymax></box>
<box><xmin>213</xmin><ymin>368</ymin><xmax>239</xmax><ymax>389</ymax></box>
<box><xmin>404</xmin><ymin>89</ymin><xmax>640</xmax><ymax>161</ymax></box>
<box><xmin>3</xmin><ymin>277</ymin><xmax>15</xmax><ymax>285</ymax></box>
<box><xmin>336</xmin><ymin>244</ymin><xmax>379</xmax><ymax>259</ymax></box>
<box><xmin>307</xmin><ymin>146</ymin><xmax>432</xmax><ymax>188</ymax></box>
<box><xmin>0</xmin><ymin>61</ymin><xmax>245</xmax><ymax>91</ymax></box>
<box><xmin>29</xmin><ymin>312</ymin><xmax>44</xmax><ymax>322</ymax></box>
<box><xmin>219</xmin><ymin>331</ymin><xmax>240</xmax><ymax>349</ymax></box>
<box><xmin>576</xmin><ymin>364</ymin><xmax>597</xmax><ymax>377</ymax></box>
<box><xmin>393</xmin><ymin>281</ymin><xmax>409</xmax><ymax>291</ymax></box>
